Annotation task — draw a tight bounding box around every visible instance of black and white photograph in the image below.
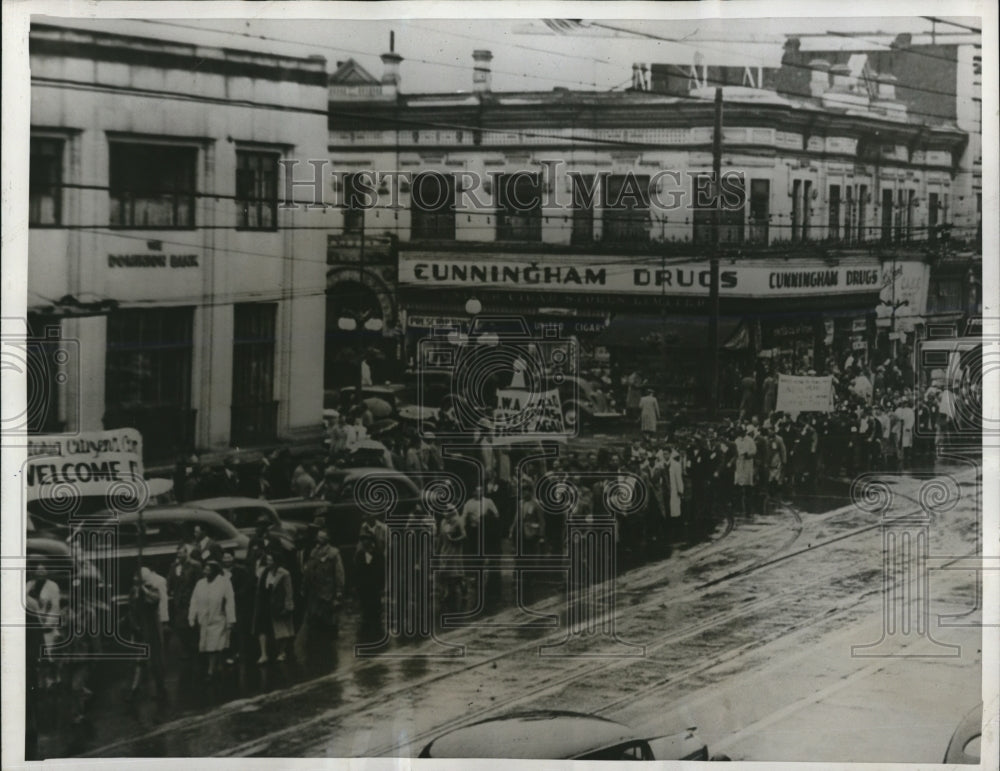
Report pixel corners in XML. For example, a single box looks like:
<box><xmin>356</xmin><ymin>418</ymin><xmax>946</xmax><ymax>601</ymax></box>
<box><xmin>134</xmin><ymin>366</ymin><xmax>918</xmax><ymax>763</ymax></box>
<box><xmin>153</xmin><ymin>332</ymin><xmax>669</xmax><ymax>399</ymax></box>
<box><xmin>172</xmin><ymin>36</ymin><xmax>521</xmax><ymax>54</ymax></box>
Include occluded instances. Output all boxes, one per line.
<box><xmin>1</xmin><ymin>1</ymin><xmax>997</xmax><ymax>767</ymax></box>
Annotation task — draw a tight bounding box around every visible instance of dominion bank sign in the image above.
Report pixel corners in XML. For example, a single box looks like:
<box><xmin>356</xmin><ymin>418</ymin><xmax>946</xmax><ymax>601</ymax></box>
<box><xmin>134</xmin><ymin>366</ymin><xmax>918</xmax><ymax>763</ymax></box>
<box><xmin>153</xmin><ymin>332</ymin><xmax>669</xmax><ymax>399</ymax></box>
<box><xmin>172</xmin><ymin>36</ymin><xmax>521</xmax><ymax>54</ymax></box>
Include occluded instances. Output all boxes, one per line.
<box><xmin>399</xmin><ymin>253</ymin><xmax>882</xmax><ymax>298</ymax></box>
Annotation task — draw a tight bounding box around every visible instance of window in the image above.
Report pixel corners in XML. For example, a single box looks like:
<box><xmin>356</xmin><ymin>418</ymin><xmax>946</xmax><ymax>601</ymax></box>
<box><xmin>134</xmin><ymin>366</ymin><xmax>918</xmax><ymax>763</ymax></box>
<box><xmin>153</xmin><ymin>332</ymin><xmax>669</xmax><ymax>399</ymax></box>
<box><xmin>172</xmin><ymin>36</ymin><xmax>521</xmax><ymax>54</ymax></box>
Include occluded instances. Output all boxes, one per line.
<box><xmin>748</xmin><ymin>179</ymin><xmax>770</xmax><ymax>243</ymax></box>
<box><xmin>844</xmin><ymin>185</ymin><xmax>855</xmax><ymax>243</ymax></box>
<box><xmin>928</xmin><ymin>192</ymin><xmax>939</xmax><ymax>240</ymax></box>
<box><xmin>857</xmin><ymin>184</ymin><xmax>868</xmax><ymax>242</ymax></box>
<box><xmin>791</xmin><ymin>179</ymin><xmax>802</xmax><ymax>241</ymax></box>
<box><xmin>105</xmin><ymin>307</ymin><xmax>195</xmax><ymax>459</ymax></box>
<box><xmin>719</xmin><ymin>174</ymin><xmax>745</xmax><ymax>244</ymax></box>
<box><xmin>828</xmin><ymin>184</ymin><xmax>841</xmax><ymax>240</ymax></box>
<box><xmin>496</xmin><ymin>172</ymin><xmax>542</xmax><ymax>242</ymax></box>
<box><xmin>222</xmin><ymin>507</ymin><xmax>275</xmax><ymax>531</ymax></box>
<box><xmin>109</xmin><ymin>142</ymin><xmax>197</xmax><ymax>228</ymax></box>
<box><xmin>602</xmin><ymin>174</ymin><xmax>650</xmax><ymax>243</ymax></box>
<box><xmin>236</xmin><ymin>150</ymin><xmax>279</xmax><ymax>229</ymax></box>
<box><xmin>342</xmin><ymin>173</ymin><xmax>366</xmax><ymax>236</ymax></box>
<box><xmin>231</xmin><ymin>303</ymin><xmax>277</xmax><ymax>445</ymax></box>
<box><xmin>578</xmin><ymin>742</ymin><xmax>650</xmax><ymax>761</ymax></box>
<box><xmin>895</xmin><ymin>189</ymin><xmax>907</xmax><ymax>242</ymax></box>
<box><xmin>571</xmin><ymin>174</ymin><xmax>596</xmax><ymax>245</ymax></box>
<box><xmin>802</xmin><ymin>180</ymin><xmax>812</xmax><ymax>240</ymax></box>
<box><xmin>881</xmin><ymin>188</ymin><xmax>894</xmax><ymax>242</ymax></box>
<box><xmin>692</xmin><ymin>173</ymin><xmax>744</xmax><ymax>244</ymax></box>
<box><xmin>410</xmin><ymin>172</ymin><xmax>456</xmax><ymax>240</ymax></box>
<box><xmin>30</xmin><ymin>137</ymin><xmax>64</xmax><ymax>226</ymax></box>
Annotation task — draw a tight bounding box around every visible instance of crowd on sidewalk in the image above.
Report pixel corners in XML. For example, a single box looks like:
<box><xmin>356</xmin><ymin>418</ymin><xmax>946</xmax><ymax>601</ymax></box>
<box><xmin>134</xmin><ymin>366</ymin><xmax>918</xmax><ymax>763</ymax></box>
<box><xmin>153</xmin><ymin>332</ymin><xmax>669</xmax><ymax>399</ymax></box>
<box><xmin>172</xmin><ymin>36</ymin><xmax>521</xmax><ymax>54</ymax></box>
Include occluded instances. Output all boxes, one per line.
<box><xmin>26</xmin><ymin>344</ymin><xmax>971</xmax><ymax>757</ymax></box>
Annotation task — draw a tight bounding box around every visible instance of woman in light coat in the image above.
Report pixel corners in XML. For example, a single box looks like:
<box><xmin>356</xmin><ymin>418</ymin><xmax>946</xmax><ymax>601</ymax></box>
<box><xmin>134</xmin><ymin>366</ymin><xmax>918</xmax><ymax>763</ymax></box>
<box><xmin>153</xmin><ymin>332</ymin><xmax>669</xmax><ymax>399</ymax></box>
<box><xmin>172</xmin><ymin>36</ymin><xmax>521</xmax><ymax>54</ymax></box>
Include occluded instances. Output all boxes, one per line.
<box><xmin>638</xmin><ymin>389</ymin><xmax>660</xmax><ymax>436</ymax></box>
<box><xmin>188</xmin><ymin>557</ymin><xmax>236</xmax><ymax>679</ymax></box>
<box><xmin>734</xmin><ymin>427</ymin><xmax>757</xmax><ymax>517</ymax></box>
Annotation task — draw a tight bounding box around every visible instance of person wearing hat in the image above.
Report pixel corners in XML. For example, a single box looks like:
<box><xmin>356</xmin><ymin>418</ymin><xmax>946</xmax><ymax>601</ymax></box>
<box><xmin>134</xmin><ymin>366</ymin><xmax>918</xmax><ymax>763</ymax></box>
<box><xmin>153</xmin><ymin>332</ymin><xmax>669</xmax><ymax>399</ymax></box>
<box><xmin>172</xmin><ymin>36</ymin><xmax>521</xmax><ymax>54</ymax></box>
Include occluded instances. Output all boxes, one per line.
<box><xmin>733</xmin><ymin>425</ymin><xmax>757</xmax><ymax>518</ymax></box>
<box><xmin>167</xmin><ymin>544</ymin><xmax>202</xmax><ymax>684</ymax></box>
<box><xmin>253</xmin><ymin>547</ymin><xmax>295</xmax><ymax>665</ymax></box>
<box><xmin>126</xmin><ymin>565</ymin><xmax>169</xmax><ymax>703</ymax></box>
<box><xmin>296</xmin><ymin>529</ymin><xmax>345</xmax><ymax>673</ymax></box>
<box><xmin>221</xmin><ymin>548</ymin><xmax>255</xmax><ymax>667</ymax></box>
<box><xmin>638</xmin><ymin>387</ymin><xmax>660</xmax><ymax>437</ymax></box>
<box><xmin>354</xmin><ymin>531</ymin><xmax>386</xmax><ymax>643</ymax></box>
<box><xmin>894</xmin><ymin>396</ymin><xmax>916</xmax><ymax>469</ymax></box>
<box><xmin>187</xmin><ymin>553</ymin><xmax>236</xmax><ymax>683</ymax></box>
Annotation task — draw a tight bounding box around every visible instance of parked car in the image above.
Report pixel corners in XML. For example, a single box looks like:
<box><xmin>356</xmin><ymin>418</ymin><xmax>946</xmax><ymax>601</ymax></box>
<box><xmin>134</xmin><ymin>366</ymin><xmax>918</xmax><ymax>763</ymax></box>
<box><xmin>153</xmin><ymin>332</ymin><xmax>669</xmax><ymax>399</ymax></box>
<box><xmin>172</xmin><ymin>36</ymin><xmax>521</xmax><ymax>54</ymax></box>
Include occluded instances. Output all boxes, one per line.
<box><xmin>418</xmin><ymin>710</ymin><xmax>726</xmax><ymax>760</ymax></box>
<box><xmin>75</xmin><ymin>506</ymin><xmax>249</xmax><ymax>605</ymax></box>
<box><xmin>184</xmin><ymin>496</ymin><xmax>299</xmax><ymax>547</ymax></box>
<box><xmin>943</xmin><ymin>703</ymin><xmax>983</xmax><ymax>764</ymax></box>
<box><xmin>301</xmin><ymin>466</ymin><xmax>421</xmax><ymax>558</ymax></box>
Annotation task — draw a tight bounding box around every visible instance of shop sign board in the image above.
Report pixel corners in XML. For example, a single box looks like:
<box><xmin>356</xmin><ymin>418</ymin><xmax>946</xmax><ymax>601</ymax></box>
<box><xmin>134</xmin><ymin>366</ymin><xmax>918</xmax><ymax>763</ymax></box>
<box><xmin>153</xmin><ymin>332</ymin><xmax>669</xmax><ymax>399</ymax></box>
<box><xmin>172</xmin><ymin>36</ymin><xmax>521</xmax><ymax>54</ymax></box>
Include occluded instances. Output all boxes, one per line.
<box><xmin>399</xmin><ymin>253</ymin><xmax>883</xmax><ymax>298</ymax></box>
<box><xmin>494</xmin><ymin>388</ymin><xmax>564</xmax><ymax>437</ymax></box>
<box><xmin>25</xmin><ymin>428</ymin><xmax>144</xmax><ymax>502</ymax></box>
<box><xmin>775</xmin><ymin>374</ymin><xmax>833</xmax><ymax>414</ymax></box>
<box><xmin>852</xmin><ymin>340</ymin><xmax>869</xmax><ymax>351</ymax></box>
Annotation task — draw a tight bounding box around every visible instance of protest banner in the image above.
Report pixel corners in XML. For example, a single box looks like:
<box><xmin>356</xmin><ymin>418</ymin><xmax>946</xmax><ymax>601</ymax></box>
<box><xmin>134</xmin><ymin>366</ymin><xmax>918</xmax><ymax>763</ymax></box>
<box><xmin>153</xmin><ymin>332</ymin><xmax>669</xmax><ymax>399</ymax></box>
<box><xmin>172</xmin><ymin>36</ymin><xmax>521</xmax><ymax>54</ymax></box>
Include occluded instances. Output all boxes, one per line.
<box><xmin>775</xmin><ymin>374</ymin><xmax>834</xmax><ymax>415</ymax></box>
<box><xmin>493</xmin><ymin>388</ymin><xmax>565</xmax><ymax>438</ymax></box>
<box><xmin>25</xmin><ymin>428</ymin><xmax>144</xmax><ymax>501</ymax></box>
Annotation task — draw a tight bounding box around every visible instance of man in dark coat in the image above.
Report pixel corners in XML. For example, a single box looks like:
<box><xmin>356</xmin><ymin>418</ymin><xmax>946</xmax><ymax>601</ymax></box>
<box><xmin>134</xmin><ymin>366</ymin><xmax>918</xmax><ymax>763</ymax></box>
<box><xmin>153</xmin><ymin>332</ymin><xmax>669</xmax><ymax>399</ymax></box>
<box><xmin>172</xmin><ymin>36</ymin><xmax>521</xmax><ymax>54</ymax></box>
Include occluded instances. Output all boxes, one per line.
<box><xmin>222</xmin><ymin>548</ymin><xmax>255</xmax><ymax>666</ymax></box>
<box><xmin>354</xmin><ymin>533</ymin><xmax>385</xmax><ymax>643</ymax></box>
<box><xmin>296</xmin><ymin>529</ymin><xmax>345</xmax><ymax>674</ymax></box>
<box><xmin>166</xmin><ymin>544</ymin><xmax>202</xmax><ymax>684</ymax></box>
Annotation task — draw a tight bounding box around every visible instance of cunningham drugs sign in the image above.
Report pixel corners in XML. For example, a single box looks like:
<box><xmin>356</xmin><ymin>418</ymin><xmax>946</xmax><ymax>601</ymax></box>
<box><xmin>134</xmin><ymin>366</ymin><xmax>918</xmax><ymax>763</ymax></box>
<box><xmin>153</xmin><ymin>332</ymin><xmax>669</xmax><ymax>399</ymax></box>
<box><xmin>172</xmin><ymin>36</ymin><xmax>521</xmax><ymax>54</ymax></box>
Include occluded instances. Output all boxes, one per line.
<box><xmin>399</xmin><ymin>253</ymin><xmax>882</xmax><ymax>298</ymax></box>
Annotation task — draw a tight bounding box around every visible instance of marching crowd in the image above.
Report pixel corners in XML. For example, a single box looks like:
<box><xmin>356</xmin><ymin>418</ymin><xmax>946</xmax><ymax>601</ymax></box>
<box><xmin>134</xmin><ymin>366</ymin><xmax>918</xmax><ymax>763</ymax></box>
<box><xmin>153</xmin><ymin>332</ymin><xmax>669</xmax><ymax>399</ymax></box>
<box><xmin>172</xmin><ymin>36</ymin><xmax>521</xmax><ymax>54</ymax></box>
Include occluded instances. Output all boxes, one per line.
<box><xmin>26</xmin><ymin>344</ymin><xmax>972</xmax><ymax>755</ymax></box>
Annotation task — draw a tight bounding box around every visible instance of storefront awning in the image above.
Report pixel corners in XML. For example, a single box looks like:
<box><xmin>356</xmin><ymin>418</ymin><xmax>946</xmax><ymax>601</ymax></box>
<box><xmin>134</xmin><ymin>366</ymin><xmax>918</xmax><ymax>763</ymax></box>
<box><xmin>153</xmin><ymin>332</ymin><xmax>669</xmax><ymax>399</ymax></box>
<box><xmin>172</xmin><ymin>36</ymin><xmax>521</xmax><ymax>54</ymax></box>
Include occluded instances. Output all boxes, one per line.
<box><xmin>596</xmin><ymin>316</ymin><xmax>746</xmax><ymax>349</ymax></box>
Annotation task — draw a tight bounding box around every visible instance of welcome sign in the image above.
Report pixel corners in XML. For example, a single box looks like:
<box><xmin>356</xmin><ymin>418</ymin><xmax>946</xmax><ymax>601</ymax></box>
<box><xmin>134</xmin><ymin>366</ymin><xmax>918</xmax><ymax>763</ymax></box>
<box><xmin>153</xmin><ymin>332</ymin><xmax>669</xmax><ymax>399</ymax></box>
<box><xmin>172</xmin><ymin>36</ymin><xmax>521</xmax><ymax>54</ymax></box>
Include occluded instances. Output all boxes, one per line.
<box><xmin>25</xmin><ymin>428</ymin><xmax>145</xmax><ymax>502</ymax></box>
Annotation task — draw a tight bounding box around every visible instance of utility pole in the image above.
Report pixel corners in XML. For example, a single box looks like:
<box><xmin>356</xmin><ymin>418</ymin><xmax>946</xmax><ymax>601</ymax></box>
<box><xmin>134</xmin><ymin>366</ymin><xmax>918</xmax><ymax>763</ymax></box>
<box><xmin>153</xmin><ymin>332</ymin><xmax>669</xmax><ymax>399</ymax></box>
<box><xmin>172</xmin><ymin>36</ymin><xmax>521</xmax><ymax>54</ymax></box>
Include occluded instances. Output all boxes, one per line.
<box><xmin>708</xmin><ymin>87</ymin><xmax>723</xmax><ymax>419</ymax></box>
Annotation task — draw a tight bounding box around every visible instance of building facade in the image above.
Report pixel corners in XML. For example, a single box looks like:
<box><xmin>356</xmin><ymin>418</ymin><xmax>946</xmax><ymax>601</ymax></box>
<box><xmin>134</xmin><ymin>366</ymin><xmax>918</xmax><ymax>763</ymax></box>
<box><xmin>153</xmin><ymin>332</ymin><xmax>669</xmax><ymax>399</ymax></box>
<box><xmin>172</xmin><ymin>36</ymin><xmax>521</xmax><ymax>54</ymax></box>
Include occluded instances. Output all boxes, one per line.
<box><xmin>325</xmin><ymin>48</ymin><xmax>968</xmax><ymax>405</ymax></box>
<box><xmin>28</xmin><ymin>24</ymin><xmax>329</xmax><ymax>459</ymax></box>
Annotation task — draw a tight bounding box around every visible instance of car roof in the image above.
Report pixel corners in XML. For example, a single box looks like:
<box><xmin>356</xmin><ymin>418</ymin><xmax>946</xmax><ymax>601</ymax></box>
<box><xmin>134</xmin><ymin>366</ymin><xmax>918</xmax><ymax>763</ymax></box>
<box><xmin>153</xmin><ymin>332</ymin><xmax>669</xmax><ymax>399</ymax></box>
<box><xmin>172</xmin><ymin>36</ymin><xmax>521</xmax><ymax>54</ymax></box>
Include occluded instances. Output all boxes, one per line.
<box><xmin>26</xmin><ymin>537</ymin><xmax>72</xmax><ymax>556</ymax></box>
<box><xmin>186</xmin><ymin>497</ymin><xmax>275</xmax><ymax>510</ymax></box>
<box><xmin>422</xmin><ymin>711</ymin><xmax>637</xmax><ymax>759</ymax></box>
<box><xmin>92</xmin><ymin>506</ymin><xmax>240</xmax><ymax>529</ymax></box>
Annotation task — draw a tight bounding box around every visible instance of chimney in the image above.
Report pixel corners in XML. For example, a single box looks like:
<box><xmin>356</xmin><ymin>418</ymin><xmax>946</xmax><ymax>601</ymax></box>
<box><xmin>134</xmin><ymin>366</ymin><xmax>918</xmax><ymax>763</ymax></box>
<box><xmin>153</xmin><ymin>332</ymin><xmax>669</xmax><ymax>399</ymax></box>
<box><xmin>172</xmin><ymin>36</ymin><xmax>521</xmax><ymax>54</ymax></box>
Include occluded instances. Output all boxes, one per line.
<box><xmin>872</xmin><ymin>72</ymin><xmax>906</xmax><ymax>118</ymax></box>
<box><xmin>381</xmin><ymin>31</ymin><xmax>402</xmax><ymax>96</ymax></box>
<box><xmin>876</xmin><ymin>72</ymin><xmax>898</xmax><ymax>101</ymax></box>
<box><xmin>829</xmin><ymin>63</ymin><xmax>852</xmax><ymax>91</ymax></box>
<box><xmin>473</xmin><ymin>49</ymin><xmax>493</xmax><ymax>94</ymax></box>
<box><xmin>808</xmin><ymin>59</ymin><xmax>830</xmax><ymax>97</ymax></box>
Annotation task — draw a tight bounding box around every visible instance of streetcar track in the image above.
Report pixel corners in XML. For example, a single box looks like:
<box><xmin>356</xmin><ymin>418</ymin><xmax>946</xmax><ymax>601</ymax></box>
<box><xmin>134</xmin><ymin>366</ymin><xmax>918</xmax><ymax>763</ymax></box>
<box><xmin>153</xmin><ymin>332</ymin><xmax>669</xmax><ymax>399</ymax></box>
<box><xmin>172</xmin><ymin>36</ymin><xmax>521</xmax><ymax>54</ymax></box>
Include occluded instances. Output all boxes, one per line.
<box><xmin>82</xmin><ymin>469</ymin><xmax>977</xmax><ymax>758</ymax></box>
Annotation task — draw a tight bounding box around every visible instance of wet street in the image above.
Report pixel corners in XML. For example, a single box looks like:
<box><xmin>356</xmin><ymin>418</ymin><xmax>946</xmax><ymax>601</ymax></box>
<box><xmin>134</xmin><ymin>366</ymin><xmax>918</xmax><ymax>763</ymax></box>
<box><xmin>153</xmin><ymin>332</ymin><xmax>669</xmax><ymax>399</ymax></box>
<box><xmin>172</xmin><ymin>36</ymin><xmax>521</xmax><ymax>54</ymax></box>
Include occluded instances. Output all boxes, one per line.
<box><xmin>52</xmin><ymin>462</ymin><xmax>981</xmax><ymax>762</ymax></box>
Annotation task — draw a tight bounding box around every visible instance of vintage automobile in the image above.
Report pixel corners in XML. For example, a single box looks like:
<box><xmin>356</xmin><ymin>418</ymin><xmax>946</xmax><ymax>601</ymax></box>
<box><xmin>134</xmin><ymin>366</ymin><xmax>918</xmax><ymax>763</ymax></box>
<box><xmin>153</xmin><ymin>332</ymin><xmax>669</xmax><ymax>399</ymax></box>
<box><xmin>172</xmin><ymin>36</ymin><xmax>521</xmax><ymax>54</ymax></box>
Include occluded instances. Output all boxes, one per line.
<box><xmin>417</xmin><ymin>710</ymin><xmax>727</xmax><ymax>760</ymax></box>
<box><xmin>185</xmin><ymin>496</ymin><xmax>300</xmax><ymax>544</ymax></box>
<box><xmin>75</xmin><ymin>506</ymin><xmax>249</xmax><ymax>605</ymax></box>
<box><xmin>943</xmin><ymin>702</ymin><xmax>983</xmax><ymax>764</ymax></box>
<box><xmin>279</xmin><ymin>467</ymin><xmax>421</xmax><ymax>561</ymax></box>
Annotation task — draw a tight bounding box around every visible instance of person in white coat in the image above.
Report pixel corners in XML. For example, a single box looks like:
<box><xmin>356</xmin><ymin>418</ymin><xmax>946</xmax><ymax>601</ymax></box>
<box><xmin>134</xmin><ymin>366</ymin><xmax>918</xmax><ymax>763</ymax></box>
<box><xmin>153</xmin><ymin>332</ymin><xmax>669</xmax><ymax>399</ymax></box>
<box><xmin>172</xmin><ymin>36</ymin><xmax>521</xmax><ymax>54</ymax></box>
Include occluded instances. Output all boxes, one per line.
<box><xmin>188</xmin><ymin>556</ymin><xmax>236</xmax><ymax>680</ymax></box>
<box><xmin>734</xmin><ymin>427</ymin><xmax>757</xmax><ymax>517</ymax></box>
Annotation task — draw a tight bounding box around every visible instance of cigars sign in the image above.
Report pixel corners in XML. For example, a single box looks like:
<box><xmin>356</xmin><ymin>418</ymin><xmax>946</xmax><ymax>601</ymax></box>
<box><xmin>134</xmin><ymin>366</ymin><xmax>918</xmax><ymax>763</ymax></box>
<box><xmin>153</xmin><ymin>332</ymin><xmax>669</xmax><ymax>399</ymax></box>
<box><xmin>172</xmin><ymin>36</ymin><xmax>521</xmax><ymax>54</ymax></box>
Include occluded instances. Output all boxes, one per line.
<box><xmin>399</xmin><ymin>253</ymin><xmax>881</xmax><ymax>298</ymax></box>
